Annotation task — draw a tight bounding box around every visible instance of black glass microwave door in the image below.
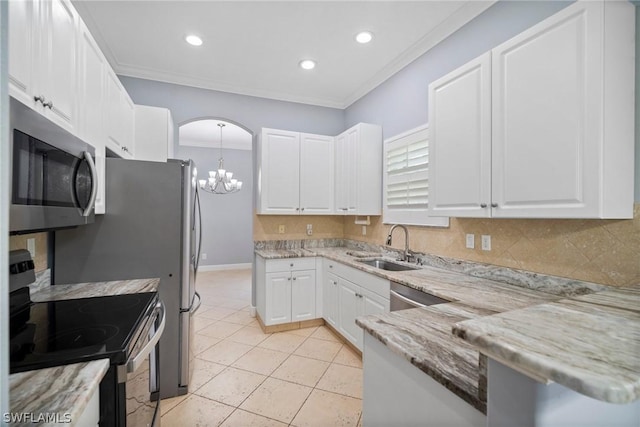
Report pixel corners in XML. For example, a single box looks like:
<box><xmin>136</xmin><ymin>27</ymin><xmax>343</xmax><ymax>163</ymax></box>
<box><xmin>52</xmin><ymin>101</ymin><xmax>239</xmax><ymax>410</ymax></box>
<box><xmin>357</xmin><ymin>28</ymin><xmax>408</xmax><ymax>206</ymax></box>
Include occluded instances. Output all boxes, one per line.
<box><xmin>12</xmin><ymin>130</ymin><xmax>92</xmax><ymax>210</ymax></box>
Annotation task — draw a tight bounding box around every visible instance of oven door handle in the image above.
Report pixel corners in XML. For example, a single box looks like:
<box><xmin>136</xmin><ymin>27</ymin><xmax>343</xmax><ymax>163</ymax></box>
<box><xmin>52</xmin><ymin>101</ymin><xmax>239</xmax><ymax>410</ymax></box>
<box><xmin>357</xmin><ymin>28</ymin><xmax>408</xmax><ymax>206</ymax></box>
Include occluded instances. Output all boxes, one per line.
<box><xmin>82</xmin><ymin>151</ymin><xmax>98</xmax><ymax>217</ymax></box>
<box><xmin>127</xmin><ymin>301</ymin><xmax>166</xmax><ymax>373</ymax></box>
<box><xmin>390</xmin><ymin>290</ymin><xmax>426</xmax><ymax>309</ymax></box>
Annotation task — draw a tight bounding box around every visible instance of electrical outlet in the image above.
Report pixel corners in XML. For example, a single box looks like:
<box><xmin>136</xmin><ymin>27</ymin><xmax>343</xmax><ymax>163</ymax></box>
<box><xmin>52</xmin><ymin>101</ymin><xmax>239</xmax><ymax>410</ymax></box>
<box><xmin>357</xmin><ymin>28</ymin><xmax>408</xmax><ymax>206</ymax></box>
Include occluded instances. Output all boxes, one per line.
<box><xmin>27</xmin><ymin>238</ymin><xmax>36</xmax><ymax>258</ymax></box>
<box><xmin>278</xmin><ymin>225</ymin><xmax>285</xmax><ymax>234</ymax></box>
<box><xmin>465</xmin><ymin>234</ymin><xmax>475</xmax><ymax>249</ymax></box>
<box><xmin>306</xmin><ymin>224</ymin><xmax>313</xmax><ymax>236</ymax></box>
<box><xmin>201</xmin><ymin>253</ymin><xmax>207</xmax><ymax>260</ymax></box>
<box><xmin>481</xmin><ymin>235</ymin><xmax>491</xmax><ymax>251</ymax></box>
<box><xmin>362</xmin><ymin>225</ymin><xmax>367</xmax><ymax>236</ymax></box>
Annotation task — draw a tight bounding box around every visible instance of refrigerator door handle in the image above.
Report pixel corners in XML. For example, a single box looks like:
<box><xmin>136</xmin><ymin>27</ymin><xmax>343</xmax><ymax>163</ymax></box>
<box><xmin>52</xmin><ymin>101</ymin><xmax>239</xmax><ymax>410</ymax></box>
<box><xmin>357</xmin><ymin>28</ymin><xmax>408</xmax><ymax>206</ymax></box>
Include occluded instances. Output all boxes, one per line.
<box><xmin>194</xmin><ymin>185</ymin><xmax>203</xmax><ymax>275</ymax></box>
<box><xmin>191</xmin><ymin>291</ymin><xmax>202</xmax><ymax>315</ymax></box>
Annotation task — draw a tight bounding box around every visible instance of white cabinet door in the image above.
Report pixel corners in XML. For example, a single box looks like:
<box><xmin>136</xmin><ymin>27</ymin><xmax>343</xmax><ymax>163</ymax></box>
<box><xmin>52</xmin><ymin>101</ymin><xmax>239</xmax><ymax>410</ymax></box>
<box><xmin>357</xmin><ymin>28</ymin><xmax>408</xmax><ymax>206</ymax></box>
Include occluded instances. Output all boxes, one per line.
<box><xmin>77</xmin><ymin>23</ymin><xmax>106</xmax><ymax>214</ymax></box>
<box><xmin>134</xmin><ymin>105</ymin><xmax>174</xmax><ymax>162</ymax></box>
<box><xmin>258</xmin><ymin>129</ymin><xmax>300</xmax><ymax>214</ymax></box>
<box><xmin>338</xmin><ymin>278</ymin><xmax>362</xmax><ymax>349</ymax></box>
<box><xmin>363</xmin><ymin>290</ymin><xmax>388</xmax><ymax>317</ymax></box>
<box><xmin>39</xmin><ymin>0</ymin><xmax>78</xmax><ymax>131</ymax></box>
<box><xmin>8</xmin><ymin>0</ymin><xmax>36</xmax><ymax>106</ymax></box>
<box><xmin>9</xmin><ymin>0</ymin><xmax>78</xmax><ymax>133</ymax></box>
<box><xmin>104</xmin><ymin>70</ymin><xmax>134</xmax><ymax>159</ymax></box>
<box><xmin>335</xmin><ymin>124</ymin><xmax>382</xmax><ymax>215</ymax></box>
<box><xmin>265</xmin><ymin>272</ymin><xmax>292</xmax><ymax>325</ymax></box>
<box><xmin>300</xmin><ymin>133</ymin><xmax>334</xmax><ymax>214</ymax></box>
<box><xmin>323</xmin><ymin>272</ymin><xmax>339</xmax><ymax>328</ymax></box>
<box><xmin>491</xmin><ymin>0</ymin><xmax>622</xmax><ymax>218</ymax></box>
<box><xmin>291</xmin><ymin>270</ymin><xmax>316</xmax><ymax>322</ymax></box>
<box><xmin>428</xmin><ymin>52</ymin><xmax>491</xmax><ymax>218</ymax></box>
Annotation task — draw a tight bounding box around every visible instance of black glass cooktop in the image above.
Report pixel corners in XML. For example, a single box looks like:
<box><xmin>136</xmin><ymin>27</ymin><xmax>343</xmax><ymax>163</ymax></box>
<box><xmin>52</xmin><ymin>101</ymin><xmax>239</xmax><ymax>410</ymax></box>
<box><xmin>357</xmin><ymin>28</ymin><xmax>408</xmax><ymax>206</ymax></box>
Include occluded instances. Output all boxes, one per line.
<box><xmin>10</xmin><ymin>292</ymin><xmax>157</xmax><ymax>373</ymax></box>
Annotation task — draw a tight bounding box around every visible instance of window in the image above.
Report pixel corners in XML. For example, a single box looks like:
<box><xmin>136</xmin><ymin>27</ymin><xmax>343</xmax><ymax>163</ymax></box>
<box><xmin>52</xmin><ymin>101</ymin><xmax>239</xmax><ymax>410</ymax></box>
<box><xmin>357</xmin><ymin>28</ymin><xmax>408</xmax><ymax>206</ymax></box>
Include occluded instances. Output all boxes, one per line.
<box><xmin>383</xmin><ymin>124</ymin><xmax>449</xmax><ymax>227</ymax></box>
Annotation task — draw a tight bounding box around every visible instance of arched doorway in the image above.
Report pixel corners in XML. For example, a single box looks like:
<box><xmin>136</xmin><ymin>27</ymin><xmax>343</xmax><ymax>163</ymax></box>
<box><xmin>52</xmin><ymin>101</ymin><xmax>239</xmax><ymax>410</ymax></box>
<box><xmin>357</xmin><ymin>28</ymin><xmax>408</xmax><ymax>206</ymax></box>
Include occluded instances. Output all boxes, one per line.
<box><xmin>178</xmin><ymin>118</ymin><xmax>254</xmax><ymax>270</ymax></box>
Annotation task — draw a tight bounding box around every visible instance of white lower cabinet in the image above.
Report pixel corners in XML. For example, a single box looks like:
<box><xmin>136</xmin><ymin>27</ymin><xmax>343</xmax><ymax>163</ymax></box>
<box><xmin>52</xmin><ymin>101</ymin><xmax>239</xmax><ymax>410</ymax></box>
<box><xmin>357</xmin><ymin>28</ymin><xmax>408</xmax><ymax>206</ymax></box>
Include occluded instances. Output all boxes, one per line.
<box><xmin>323</xmin><ymin>272</ymin><xmax>340</xmax><ymax>328</ymax></box>
<box><xmin>257</xmin><ymin>256</ymin><xmax>317</xmax><ymax>326</ymax></box>
<box><xmin>324</xmin><ymin>260</ymin><xmax>390</xmax><ymax>351</ymax></box>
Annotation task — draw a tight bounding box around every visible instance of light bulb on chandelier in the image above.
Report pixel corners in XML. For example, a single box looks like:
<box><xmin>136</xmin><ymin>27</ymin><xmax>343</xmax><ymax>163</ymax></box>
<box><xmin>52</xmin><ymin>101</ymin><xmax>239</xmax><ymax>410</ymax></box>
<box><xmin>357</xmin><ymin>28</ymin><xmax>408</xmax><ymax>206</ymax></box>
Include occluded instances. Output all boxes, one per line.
<box><xmin>198</xmin><ymin>123</ymin><xmax>243</xmax><ymax>194</ymax></box>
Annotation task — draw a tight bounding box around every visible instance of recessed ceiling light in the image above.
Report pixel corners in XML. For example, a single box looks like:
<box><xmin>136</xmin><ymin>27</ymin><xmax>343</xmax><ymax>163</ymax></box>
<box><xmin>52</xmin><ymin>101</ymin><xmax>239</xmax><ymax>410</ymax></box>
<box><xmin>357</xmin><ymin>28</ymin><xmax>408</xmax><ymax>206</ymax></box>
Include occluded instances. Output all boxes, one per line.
<box><xmin>185</xmin><ymin>35</ymin><xmax>203</xmax><ymax>46</ymax></box>
<box><xmin>355</xmin><ymin>31</ymin><xmax>373</xmax><ymax>44</ymax></box>
<box><xmin>299</xmin><ymin>59</ymin><xmax>316</xmax><ymax>70</ymax></box>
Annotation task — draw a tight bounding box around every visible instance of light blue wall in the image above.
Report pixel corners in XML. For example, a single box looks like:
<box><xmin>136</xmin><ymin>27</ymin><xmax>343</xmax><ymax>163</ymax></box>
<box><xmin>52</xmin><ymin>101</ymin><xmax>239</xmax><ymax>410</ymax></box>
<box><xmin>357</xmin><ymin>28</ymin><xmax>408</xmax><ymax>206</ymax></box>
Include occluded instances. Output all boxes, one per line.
<box><xmin>120</xmin><ymin>77</ymin><xmax>344</xmax><ymax>266</ymax></box>
<box><xmin>345</xmin><ymin>1</ymin><xmax>573</xmax><ymax>139</ymax></box>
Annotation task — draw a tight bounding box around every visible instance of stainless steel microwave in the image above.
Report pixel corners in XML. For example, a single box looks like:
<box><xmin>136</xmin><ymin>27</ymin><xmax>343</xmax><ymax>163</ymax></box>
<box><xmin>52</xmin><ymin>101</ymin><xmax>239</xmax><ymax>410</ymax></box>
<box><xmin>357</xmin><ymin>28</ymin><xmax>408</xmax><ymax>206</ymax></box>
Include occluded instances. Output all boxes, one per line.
<box><xmin>10</xmin><ymin>98</ymin><xmax>97</xmax><ymax>234</ymax></box>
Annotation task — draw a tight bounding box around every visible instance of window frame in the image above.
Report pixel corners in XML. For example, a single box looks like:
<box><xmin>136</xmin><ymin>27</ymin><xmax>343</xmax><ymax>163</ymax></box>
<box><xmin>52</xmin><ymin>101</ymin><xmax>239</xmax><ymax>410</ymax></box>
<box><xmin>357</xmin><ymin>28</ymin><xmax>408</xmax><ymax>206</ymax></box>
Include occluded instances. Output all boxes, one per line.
<box><xmin>382</xmin><ymin>124</ymin><xmax>449</xmax><ymax>227</ymax></box>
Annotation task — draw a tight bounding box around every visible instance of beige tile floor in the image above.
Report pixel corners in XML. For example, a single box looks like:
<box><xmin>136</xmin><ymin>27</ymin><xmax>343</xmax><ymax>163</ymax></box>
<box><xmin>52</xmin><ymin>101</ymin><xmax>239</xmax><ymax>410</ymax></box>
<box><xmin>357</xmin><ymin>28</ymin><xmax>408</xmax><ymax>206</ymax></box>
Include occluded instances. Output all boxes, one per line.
<box><xmin>161</xmin><ymin>268</ymin><xmax>363</xmax><ymax>427</ymax></box>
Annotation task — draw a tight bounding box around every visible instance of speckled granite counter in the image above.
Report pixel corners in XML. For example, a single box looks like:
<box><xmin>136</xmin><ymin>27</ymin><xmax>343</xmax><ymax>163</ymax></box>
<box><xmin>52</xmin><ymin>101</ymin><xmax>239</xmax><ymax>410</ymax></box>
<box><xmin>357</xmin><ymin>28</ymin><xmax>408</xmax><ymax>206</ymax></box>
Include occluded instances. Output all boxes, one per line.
<box><xmin>453</xmin><ymin>287</ymin><xmax>640</xmax><ymax>404</ymax></box>
<box><xmin>255</xmin><ymin>245</ymin><xmax>621</xmax><ymax>412</ymax></box>
<box><xmin>31</xmin><ymin>277</ymin><xmax>160</xmax><ymax>302</ymax></box>
<box><xmin>9</xmin><ymin>360</ymin><xmax>109</xmax><ymax>426</ymax></box>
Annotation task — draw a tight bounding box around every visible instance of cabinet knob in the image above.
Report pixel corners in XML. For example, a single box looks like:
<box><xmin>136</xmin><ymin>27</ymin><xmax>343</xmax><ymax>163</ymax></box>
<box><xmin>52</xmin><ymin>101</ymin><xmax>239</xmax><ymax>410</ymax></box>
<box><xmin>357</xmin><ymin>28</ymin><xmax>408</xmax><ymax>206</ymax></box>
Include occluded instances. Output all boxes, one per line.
<box><xmin>480</xmin><ymin>203</ymin><xmax>487</xmax><ymax>208</ymax></box>
<box><xmin>33</xmin><ymin>95</ymin><xmax>45</xmax><ymax>104</ymax></box>
<box><xmin>287</xmin><ymin>277</ymin><xmax>291</xmax><ymax>281</ymax></box>
<box><xmin>296</xmin><ymin>207</ymin><xmax>300</xmax><ymax>211</ymax></box>
<box><xmin>301</xmin><ymin>207</ymin><xmax>305</xmax><ymax>211</ymax></box>
<box><xmin>290</xmin><ymin>263</ymin><xmax>294</xmax><ymax>267</ymax></box>
<box><xmin>43</xmin><ymin>100</ymin><xmax>53</xmax><ymax>109</ymax></box>
<box><xmin>491</xmin><ymin>203</ymin><xmax>498</xmax><ymax>208</ymax></box>
<box><xmin>329</xmin><ymin>265</ymin><xmax>333</xmax><ymax>268</ymax></box>
<box><xmin>293</xmin><ymin>277</ymin><xmax>297</xmax><ymax>281</ymax></box>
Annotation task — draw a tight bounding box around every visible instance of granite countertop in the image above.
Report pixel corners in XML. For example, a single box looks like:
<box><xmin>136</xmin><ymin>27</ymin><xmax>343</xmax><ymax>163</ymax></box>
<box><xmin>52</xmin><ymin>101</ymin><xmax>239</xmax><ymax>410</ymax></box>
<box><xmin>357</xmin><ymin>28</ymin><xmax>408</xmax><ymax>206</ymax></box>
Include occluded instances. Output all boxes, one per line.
<box><xmin>30</xmin><ymin>277</ymin><xmax>160</xmax><ymax>302</ymax></box>
<box><xmin>453</xmin><ymin>287</ymin><xmax>640</xmax><ymax>404</ymax></box>
<box><xmin>9</xmin><ymin>360</ymin><xmax>109</xmax><ymax>426</ymax></box>
<box><xmin>255</xmin><ymin>246</ymin><xmax>637</xmax><ymax>410</ymax></box>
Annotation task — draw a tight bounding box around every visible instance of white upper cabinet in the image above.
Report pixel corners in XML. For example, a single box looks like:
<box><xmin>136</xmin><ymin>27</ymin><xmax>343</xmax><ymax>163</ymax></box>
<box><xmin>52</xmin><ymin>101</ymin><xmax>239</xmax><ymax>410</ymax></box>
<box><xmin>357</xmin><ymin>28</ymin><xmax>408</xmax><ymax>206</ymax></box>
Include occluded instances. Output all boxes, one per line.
<box><xmin>105</xmin><ymin>69</ymin><xmax>135</xmax><ymax>159</ymax></box>
<box><xmin>300</xmin><ymin>133</ymin><xmax>335</xmax><ymax>214</ymax></box>
<box><xmin>78</xmin><ymin>21</ymin><xmax>107</xmax><ymax>214</ymax></box>
<box><xmin>135</xmin><ymin>105</ymin><xmax>175</xmax><ymax>162</ymax></box>
<box><xmin>258</xmin><ymin>129</ymin><xmax>334</xmax><ymax>214</ymax></box>
<box><xmin>335</xmin><ymin>123</ymin><xmax>383</xmax><ymax>215</ymax></box>
<box><xmin>428</xmin><ymin>0</ymin><xmax>635</xmax><ymax>219</ymax></box>
<box><xmin>428</xmin><ymin>54</ymin><xmax>491</xmax><ymax>218</ymax></box>
<box><xmin>258</xmin><ymin>129</ymin><xmax>301</xmax><ymax>214</ymax></box>
<box><xmin>9</xmin><ymin>0</ymin><xmax>79</xmax><ymax>133</ymax></box>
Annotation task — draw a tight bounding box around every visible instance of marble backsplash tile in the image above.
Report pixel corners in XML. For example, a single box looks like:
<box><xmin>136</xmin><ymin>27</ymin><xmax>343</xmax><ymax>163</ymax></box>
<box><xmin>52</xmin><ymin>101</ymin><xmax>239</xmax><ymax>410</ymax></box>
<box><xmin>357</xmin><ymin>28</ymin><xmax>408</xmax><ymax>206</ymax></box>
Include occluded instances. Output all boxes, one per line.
<box><xmin>342</xmin><ymin>204</ymin><xmax>640</xmax><ymax>287</ymax></box>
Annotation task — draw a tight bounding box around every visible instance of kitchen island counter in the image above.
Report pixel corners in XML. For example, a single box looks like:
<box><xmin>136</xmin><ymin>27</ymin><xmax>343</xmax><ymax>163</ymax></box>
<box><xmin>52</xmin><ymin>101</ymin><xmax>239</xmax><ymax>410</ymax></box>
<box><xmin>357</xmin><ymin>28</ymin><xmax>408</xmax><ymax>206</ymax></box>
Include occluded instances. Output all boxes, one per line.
<box><xmin>8</xmin><ymin>359</ymin><xmax>109</xmax><ymax>426</ymax></box>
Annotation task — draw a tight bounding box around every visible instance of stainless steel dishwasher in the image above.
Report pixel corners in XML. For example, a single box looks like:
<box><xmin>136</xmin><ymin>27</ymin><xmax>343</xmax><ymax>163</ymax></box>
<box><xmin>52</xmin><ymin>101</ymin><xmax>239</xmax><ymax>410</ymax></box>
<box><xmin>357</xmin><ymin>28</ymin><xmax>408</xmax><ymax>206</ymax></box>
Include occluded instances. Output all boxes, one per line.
<box><xmin>390</xmin><ymin>281</ymin><xmax>450</xmax><ymax>311</ymax></box>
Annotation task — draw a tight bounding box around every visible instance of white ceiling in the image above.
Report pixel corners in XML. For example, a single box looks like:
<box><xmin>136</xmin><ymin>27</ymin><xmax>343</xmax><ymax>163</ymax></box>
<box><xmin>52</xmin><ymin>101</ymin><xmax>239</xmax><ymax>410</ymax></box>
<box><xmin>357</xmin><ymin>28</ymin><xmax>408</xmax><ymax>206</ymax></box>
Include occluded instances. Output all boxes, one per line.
<box><xmin>179</xmin><ymin>119</ymin><xmax>253</xmax><ymax>150</ymax></box>
<box><xmin>73</xmin><ymin>1</ymin><xmax>494</xmax><ymax>109</ymax></box>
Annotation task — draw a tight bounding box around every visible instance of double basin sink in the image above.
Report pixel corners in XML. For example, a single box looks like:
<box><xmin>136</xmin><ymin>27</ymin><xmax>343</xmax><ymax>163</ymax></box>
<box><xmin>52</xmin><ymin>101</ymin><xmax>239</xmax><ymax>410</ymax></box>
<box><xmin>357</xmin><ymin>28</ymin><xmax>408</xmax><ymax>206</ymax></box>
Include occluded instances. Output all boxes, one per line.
<box><xmin>357</xmin><ymin>258</ymin><xmax>419</xmax><ymax>272</ymax></box>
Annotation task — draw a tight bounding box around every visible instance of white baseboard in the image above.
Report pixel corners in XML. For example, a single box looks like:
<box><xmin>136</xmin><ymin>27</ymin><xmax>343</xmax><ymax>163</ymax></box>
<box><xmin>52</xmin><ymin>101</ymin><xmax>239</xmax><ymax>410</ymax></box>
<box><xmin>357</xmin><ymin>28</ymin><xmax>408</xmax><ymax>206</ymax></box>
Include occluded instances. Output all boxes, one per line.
<box><xmin>198</xmin><ymin>263</ymin><xmax>252</xmax><ymax>272</ymax></box>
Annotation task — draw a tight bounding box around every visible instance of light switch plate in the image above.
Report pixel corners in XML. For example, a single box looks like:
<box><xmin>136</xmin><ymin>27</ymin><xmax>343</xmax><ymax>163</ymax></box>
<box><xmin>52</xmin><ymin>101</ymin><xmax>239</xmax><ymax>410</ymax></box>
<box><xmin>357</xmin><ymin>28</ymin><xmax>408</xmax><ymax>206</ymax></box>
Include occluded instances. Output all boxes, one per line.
<box><xmin>481</xmin><ymin>235</ymin><xmax>491</xmax><ymax>251</ymax></box>
<box><xmin>465</xmin><ymin>234</ymin><xmax>475</xmax><ymax>249</ymax></box>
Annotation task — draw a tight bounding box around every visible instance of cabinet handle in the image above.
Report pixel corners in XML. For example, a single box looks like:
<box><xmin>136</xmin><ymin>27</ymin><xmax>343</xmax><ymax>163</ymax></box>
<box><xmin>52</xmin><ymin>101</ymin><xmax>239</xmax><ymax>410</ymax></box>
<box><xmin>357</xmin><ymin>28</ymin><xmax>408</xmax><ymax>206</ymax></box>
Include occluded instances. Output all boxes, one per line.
<box><xmin>296</xmin><ymin>207</ymin><xmax>300</xmax><ymax>211</ymax></box>
<box><xmin>293</xmin><ymin>277</ymin><xmax>297</xmax><ymax>281</ymax></box>
<box><xmin>491</xmin><ymin>203</ymin><xmax>498</xmax><ymax>208</ymax></box>
<box><xmin>301</xmin><ymin>207</ymin><xmax>305</xmax><ymax>211</ymax></box>
<box><xmin>287</xmin><ymin>277</ymin><xmax>291</xmax><ymax>281</ymax></box>
<box><xmin>33</xmin><ymin>95</ymin><xmax>45</xmax><ymax>104</ymax></box>
<box><xmin>43</xmin><ymin>100</ymin><xmax>53</xmax><ymax>109</ymax></box>
<box><xmin>480</xmin><ymin>203</ymin><xmax>487</xmax><ymax>208</ymax></box>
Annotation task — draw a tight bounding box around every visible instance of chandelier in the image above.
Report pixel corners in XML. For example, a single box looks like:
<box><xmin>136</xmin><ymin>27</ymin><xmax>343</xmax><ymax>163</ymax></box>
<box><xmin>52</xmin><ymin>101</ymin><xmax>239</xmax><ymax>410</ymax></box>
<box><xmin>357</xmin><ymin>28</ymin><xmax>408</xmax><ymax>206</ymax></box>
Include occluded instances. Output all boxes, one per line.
<box><xmin>198</xmin><ymin>123</ymin><xmax>243</xmax><ymax>194</ymax></box>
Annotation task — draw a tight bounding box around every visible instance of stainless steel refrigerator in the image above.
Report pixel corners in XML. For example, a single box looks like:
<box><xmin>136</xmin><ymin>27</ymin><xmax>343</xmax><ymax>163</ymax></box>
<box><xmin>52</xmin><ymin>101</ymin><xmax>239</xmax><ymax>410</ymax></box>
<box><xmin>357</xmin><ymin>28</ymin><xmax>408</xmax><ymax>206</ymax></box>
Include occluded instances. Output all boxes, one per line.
<box><xmin>54</xmin><ymin>158</ymin><xmax>202</xmax><ymax>399</ymax></box>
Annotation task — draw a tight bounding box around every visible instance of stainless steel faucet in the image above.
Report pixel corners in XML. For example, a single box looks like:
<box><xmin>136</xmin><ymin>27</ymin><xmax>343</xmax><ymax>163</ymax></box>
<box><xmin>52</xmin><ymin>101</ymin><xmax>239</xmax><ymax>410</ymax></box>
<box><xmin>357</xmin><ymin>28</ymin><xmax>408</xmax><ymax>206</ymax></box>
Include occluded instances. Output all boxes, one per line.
<box><xmin>386</xmin><ymin>224</ymin><xmax>413</xmax><ymax>262</ymax></box>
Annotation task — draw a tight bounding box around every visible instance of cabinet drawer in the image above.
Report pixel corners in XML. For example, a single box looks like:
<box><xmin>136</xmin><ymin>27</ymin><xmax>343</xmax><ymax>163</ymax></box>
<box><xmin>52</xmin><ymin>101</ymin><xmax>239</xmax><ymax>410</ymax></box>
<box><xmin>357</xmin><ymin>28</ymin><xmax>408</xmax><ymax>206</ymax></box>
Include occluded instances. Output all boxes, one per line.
<box><xmin>266</xmin><ymin>257</ymin><xmax>316</xmax><ymax>273</ymax></box>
